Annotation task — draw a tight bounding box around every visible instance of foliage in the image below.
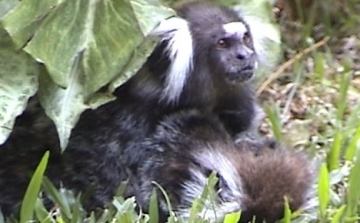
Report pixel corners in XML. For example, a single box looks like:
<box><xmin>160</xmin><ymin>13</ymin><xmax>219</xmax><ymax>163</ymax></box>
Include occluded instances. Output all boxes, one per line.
<box><xmin>0</xmin><ymin>0</ymin><xmax>174</xmax><ymax>149</ymax></box>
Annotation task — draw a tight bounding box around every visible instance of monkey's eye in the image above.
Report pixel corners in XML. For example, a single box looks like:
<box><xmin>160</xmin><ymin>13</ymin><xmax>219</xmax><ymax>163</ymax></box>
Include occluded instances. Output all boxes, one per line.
<box><xmin>216</xmin><ymin>38</ymin><xmax>230</xmax><ymax>49</ymax></box>
<box><xmin>243</xmin><ymin>32</ymin><xmax>251</xmax><ymax>45</ymax></box>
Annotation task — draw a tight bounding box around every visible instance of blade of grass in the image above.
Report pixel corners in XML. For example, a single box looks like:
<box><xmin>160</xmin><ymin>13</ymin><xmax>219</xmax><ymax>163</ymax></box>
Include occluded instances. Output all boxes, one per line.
<box><xmin>20</xmin><ymin>151</ymin><xmax>49</xmax><ymax>223</ymax></box>
<box><xmin>326</xmin><ymin>130</ymin><xmax>342</xmax><ymax>171</ymax></box>
<box><xmin>112</xmin><ymin>197</ymin><xmax>137</xmax><ymax>223</ymax></box>
<box><xmin>151</xmin><ymin>181</ymin><xmax>175</xmax><ymax>221</ymax></box>
<box><xmin>330</xmin><ymin>205</ymin><xmax>346</xmax><ymax>223</ymax></box>
<box><xmin>314</xmin><ymin>52</ymin><xmax>326</xmax><ymax>80</ymax></box>
<box><xmin>69</xmin><ymin>194</ymin><xmax>82</xmax><ymax>223</ymax></box>
<box><xmin>344</xmin><ymin>123</ymin><xmax>360</xmax><ymax>161</ymax></box>
<box><xmin>149</xmin><ymin>189</ymin><xmax>159</xmax><ymax>223</ymax></box>
<box><xmin>281</xmin><ymin>197</ymin><xmax>291</xmax><ymax>223</ymax></box>
<box><xmin>265</xmin><ymin>104</ymin><xmax>283</xmax><ymax>141</ymax></box>
<box><xmin>34</xmin><ymin>198</ymin><xmax>53</xmax><ymax>223</ymax></box>
<box><xmin>223</xmin><ymin>212</ymin><xmax>241</xmax><ymax>223</ymax></box>
<box><xmin>345</xmin><ymin>146</ymin><xmax>360</xmax><ymax>218</ymax></box>
<box><xmin>96</xmin><ymin>209</ymin><xmax>111</xmax><ymax>223</ymax></box>
<box><xmin>336</xmin><ymin>72</ymin><xmax>351</xmax><ymax>123</ymax></box>
<box><xmin>88</xmin><ymin>212</ymin><xmax>96</xmax><ymax>223</ymax></box>
<box><xmin>318</xmin><ymin>163</ymin><xmax>330</xmax><ymax>218</ymax></box>
<box><xmin>42</xmin><ymin>177</ymin><xmax>72</xmax><ymax>219</ymax></box>
<box><xmin>189</xmin><ymin>172</ymin><xmax>218</xmax><ymax>222</ymax></box>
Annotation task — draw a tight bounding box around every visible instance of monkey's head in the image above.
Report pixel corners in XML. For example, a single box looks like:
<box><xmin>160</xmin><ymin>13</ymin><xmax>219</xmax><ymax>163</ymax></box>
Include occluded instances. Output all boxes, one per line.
<box><xmin>150</xmin><ymin>1</ymin><xmax>262</xmax><ymax>102</ymax></box>
<box><xmin>177</xmin><ymin>2</ymin><xmax>257</xmax><ymax>84</ymax></box>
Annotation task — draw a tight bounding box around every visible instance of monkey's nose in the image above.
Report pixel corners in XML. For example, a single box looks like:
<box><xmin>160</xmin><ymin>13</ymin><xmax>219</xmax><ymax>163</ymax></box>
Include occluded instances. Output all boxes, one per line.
<box><xmin>236</xmin><ymin>48</ymin><xmax>254</xmax><ymax>60</ymax></box>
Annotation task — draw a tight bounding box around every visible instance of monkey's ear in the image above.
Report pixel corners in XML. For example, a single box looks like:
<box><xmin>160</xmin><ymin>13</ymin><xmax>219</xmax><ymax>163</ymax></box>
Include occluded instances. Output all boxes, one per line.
<box><xmin>150</xmin><ymin>17</ymin><xmax>194</xmax><ymax>104</ymax></box>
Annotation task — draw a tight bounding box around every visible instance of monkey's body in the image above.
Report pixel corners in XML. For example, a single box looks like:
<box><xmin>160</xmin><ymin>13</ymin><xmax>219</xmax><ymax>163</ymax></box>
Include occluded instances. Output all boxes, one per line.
<box><xmin>0</xmin><ymin>109</ymin><xmax>314</xmax><ymax>223</ymax></box>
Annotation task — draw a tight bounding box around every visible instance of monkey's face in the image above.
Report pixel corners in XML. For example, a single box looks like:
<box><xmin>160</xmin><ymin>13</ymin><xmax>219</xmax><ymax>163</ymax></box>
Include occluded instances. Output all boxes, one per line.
<box><xmin>208</xmin><ymin>22</ymin><xmax>256</xmax><ymax>84</ymax></box>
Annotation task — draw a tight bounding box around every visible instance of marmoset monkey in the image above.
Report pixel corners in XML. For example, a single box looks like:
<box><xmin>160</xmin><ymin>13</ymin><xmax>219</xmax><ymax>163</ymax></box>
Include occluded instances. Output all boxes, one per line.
<box><xmin>0</xmin><ymin>110</ymin><xmax>315</xmax><ymax>223</ymax></box>
<box><xmin>59</xmin><ymin>0</ymin><xmax>272</xmax><ymax>212</ymax></box>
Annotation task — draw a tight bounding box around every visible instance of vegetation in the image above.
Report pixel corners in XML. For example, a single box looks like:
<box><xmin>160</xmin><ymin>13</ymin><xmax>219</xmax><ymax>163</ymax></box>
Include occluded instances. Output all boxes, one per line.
<box><xmin>0</xmin><ymin>0</ymin><xmax>360</xmax><ymax>222</ymax></box>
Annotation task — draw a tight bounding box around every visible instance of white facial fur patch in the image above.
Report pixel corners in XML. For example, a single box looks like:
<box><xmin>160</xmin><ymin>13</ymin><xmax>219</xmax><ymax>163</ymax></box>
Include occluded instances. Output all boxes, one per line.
<box><xmin>222</xmin><ymin>22</ymin><xmax>248</xmax><ymax>39</ymax></box>
<box><xmin>150</xmin><ymin>17</ymin><xmax>193</xmax><ymax>103</ymax></box>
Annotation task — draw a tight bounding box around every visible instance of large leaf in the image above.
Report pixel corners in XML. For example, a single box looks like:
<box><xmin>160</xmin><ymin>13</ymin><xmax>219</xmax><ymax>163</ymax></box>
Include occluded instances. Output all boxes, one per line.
<box><xmin>2</xmin><ymin>0</ymin><xmax>174</xmax><ymax>150</ymax></box>
<box><xmin>3</xmin><ymin>0</ymin><xmax>173</xmax><ymax>93</ymax></box>
<box><xmin>0</xmin><ymin>28</ymin><xmax>39</xmax><ymax>144</ymax></box>
<box><xmin>0</xmin><ymin>0</ymin><xmax>18</xmax><ymax>19</ymax></box>
<box><xmin>37</xmin><ymin>57</ymin><xmax>87</xmax><ymax>151</ymax></box>
<box><xmin>1</xmin><ymin>0</ymin><xmax>61</xmax><ymax>47</ymax></box>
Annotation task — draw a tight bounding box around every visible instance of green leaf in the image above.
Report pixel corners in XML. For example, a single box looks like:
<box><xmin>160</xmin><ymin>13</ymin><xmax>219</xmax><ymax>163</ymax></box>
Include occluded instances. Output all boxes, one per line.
<box><xmin>88</xmin><ymin>212</ymin><xmax>96</xmax><ymax>223</ymax></box>
<box><xmin>0</xmin><ymin>208</ymin><xmax>4</xmax><ymax>223</ymax></box>
<box><xmin>42</xmin><ymin>177</ymin><xmax>72</xmax><ymax>219</ymax></box>
<box><xmin>345</xmin><ymin>147</ymin><xmax>360</xmax><ymax>218</ymax></box>
<box><xmin>34</xmin><ymin>198</ymin><xmax>54</xmax><ymax>223</ymax></box>
<box><xmin>1</xmin><ymin>0</ymin><xmax>61</xmax><ymax>47</ymax></box>
<box><xmin>149</xmin><ymin>189</ymin><xmax>159</xmax><ymax>223</ymax></box>
<box><xmin>0</xmin><ymin>0</ymin><xmax>18</xmax><ymax>19</ymax></box>
<box><xmin>70</xmin><ymin>194</ymin><xmax>82</xmax><ymax>223</ymax></box>
<box><xmin>314</xmin><ymin>52</ymin><xmax>326</xmax><ymax>79</ymax></box>
<box><xmin>327</xmin><ymin>130</ymin><xmax>342</xmax><ymax>171</ymax></box>
<box><xmin>265</xmin><ymin>104</ymin><xmax>283</xmax><ymax>141</ymax></box>
<box><xmin>0</xmin><ymin>28</ymin><xmax>39</xmax><ymax>144</ymax></box>
<box><xmin>109</xmin><ymin>36</ymin><xmax>158</xmax><ymax>93</ymax></box>
<box><xmin>20</xmin><ymin>151</ymin><xmax>49</xmax><ymax>223</ymax></box>
<box><xmin>223</xmin><ymin>212</ymin><xmax>241</xmax><ymax>223</ymax></box>
<box><xmin>344</xmin><ymin>123</ymin><xmax>360</xmax><ymax>161</ymax></box>
<box><xmin>188</xmin><ymin>172</ymin><xmax>218</xmax><ymax>222</ymax></box>
<box><xmin>3</xmin><ymin>0</ymin><xmax>174</xmax><ymax>149</ymax></box>
<box><xmin>330</xmin><ymin>205</ymin><xmax>346</xmax><ymax>223</ymax></box>
<box><xmin>318</xmin><ymin>163</ymin><xmax>330</xmax><ymax>217</ymax></box>
<box><xmin>38</xmin><ymin>57</ymin><xmax>87</xmax><ymax>150</ymax></box>
<box><xmin>112</xmin><ymin>197</ymin><xmax>137</xmax><ymax>223</ymax></box>
<box><xmin>152</xmin><ymin>181</ymin><xmax>174</xmax><ymax>217</ymax></box>
<box><xmin>81</xmin><ymin>0</ymin><xmax>173</xmax><ymax>95</ymax></box>
<box><xmin>336</xmin><ymin>72</ymin><xmax>350</xmax><ymax>122</ymax></box>
<box><xmin>282</xmin><ymin>197</ymin><xmax>291</xmax><ymax>223</ymax></box>
<box><xmin>4</xmin><ymin>0</ymin><xmax>173</xmax><ymax>91</ymax></box>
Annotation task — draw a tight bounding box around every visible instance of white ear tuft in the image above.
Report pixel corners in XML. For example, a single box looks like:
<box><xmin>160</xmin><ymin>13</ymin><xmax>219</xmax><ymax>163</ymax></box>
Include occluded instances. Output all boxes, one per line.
<box><xmin>150</xmin><ymin>17</ymin><xmax>194</xmax><ymax>104</ymax></box>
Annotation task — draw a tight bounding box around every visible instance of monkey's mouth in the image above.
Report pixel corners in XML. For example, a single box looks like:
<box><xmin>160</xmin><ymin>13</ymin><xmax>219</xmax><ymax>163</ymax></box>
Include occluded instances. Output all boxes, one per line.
<box><xmin>226</xmin><ymin>67</ymin><xmax>255</xmax><ymax>83</ymax></box>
